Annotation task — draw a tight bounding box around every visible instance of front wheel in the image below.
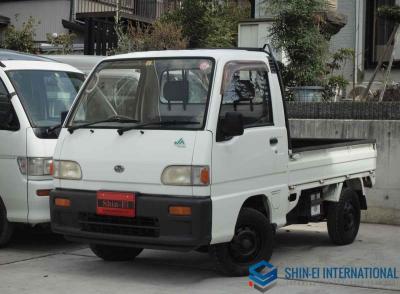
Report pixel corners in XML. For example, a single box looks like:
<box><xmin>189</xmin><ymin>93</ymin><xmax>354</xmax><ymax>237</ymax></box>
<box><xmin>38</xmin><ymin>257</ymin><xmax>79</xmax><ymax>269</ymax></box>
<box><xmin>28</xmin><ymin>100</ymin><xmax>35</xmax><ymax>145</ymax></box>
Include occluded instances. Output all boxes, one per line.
<box><xmin>90</xmin><ymin>244</ymin><xmax>143</xmax><ymax>261</ymax></box>
<box><xmin>327</xmin><ymin>188</ymin><xmax>361</xmax><ymax>245</ymax></box>
<box><xmin>0</xmin><ymin>199</ymin><xmax>14</xmax><ymax>248</ymax></box>
<box><xmin>210</xmin><ymin>208</ymin><xmax>274</xmax><ymax>276</ymax></box>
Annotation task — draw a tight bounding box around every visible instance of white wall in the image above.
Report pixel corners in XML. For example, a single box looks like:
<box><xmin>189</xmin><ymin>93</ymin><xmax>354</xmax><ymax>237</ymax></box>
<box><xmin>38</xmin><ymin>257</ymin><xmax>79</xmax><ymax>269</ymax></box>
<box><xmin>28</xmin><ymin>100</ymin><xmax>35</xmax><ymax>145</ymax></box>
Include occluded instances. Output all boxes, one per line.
<box><xmin>0</xmin><ymin>0</ymin><xmax>71</xmax><ymax>42</ymax></box>
<box><xmin>329</xmin><ymin>0</ymin><xmax>358</xmax><ymax>83</ymax></box>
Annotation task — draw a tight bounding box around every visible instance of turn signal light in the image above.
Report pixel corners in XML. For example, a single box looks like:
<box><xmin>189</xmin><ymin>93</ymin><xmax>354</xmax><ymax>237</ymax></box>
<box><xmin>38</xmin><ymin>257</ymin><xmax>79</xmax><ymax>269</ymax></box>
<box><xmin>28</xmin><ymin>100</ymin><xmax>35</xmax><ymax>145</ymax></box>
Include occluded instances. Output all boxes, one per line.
<box><xmin>49</xmin><ymin>161</ymin><xmax>54</xmax><ymax>176</ymax></box>
<box><xmin>169</xmin><ymin>206</ymin><xmax>192</xmax><ymax>216</ymax></box>
<box><xmin>55</xmin><ymin>198</ymin><xmax>71</xmax><ymax>207</ymax></box>
<box><xmin>200</xmin><ymin>168</ymin><xmax>210</xmax><ymax>185</ymax></box>
<box><xmin>36</xmin><ymin>189</ymin><xmax>51</xmax><ymax>197</ymax></box>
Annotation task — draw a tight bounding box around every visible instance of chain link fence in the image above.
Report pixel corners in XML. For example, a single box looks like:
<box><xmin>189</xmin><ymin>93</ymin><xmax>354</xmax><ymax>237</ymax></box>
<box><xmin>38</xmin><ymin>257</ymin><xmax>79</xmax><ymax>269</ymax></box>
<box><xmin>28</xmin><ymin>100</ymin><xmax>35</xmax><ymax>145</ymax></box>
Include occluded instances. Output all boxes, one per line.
<box><xmin>286</xmin><ymin>102</ymin><xmax>400</xmax><ymax>120</ymax></box>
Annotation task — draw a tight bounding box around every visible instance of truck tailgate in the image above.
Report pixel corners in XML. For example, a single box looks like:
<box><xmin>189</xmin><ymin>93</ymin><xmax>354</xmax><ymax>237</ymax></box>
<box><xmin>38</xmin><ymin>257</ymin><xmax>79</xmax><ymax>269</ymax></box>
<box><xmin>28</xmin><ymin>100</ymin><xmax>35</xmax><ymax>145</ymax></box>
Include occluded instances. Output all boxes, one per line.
<box><xmin>288</xmin><ymin>141</ymin><xmax>377</xmax><ymax>187</ymax></box>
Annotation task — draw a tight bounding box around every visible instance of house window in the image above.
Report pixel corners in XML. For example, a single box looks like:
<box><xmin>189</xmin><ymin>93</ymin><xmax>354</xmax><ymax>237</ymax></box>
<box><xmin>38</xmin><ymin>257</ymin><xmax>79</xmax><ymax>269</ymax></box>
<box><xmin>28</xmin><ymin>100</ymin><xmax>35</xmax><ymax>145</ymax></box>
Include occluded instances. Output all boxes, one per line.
<box><xmin>365</xmin><ymin>0</ymin><xmax>398</xmax><ymax>68</ymax></box>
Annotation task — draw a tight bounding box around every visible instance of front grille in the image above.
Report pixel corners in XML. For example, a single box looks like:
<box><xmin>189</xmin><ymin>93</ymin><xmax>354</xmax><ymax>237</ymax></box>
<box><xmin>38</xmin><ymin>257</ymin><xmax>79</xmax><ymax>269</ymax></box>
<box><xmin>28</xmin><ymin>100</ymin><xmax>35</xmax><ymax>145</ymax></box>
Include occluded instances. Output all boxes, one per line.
<box><xmin>78</xmin><ymin>213</ymin><xmax>160</xmax><ymax>238</ymax></box>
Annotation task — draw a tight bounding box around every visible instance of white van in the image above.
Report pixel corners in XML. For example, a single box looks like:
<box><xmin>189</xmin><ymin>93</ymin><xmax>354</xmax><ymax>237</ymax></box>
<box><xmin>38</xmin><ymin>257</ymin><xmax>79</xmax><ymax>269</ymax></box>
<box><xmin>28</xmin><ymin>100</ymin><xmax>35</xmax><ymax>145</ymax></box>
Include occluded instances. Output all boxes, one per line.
<box><xmin>0</xmin><ymin>50</ymin><xmax>85</xmax><ymax>246</ymax></box>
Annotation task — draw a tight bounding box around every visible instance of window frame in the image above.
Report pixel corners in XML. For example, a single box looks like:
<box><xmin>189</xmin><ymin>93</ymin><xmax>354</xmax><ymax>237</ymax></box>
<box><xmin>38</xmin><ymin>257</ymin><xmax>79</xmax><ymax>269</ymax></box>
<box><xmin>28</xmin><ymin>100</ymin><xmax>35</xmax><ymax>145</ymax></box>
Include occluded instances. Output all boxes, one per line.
<box><xmin>218</xmin><ymin>60</ymin><xmax>274</xmax><ymax>130</ymax></box>
<box><xmin>365</xmin><ymin>0</ymin><xmax>400</xmax><ymax>69</ymax></box>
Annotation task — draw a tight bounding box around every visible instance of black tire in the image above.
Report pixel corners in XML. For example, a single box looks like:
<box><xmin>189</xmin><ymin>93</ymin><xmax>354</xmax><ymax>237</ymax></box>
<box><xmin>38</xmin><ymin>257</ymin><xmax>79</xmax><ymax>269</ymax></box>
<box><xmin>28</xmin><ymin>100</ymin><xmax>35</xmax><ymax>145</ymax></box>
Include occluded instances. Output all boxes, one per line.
<box><xmin>90</xmin><ymin>244</ymin><xmax>143</xmax><ymax>261</ymax></box>
<box><xmin>0</xmin><ymin>199</ymin><xmax>14</xmax><ymax>248</ymax></box>
<box><xmin>327</xmin><ymin>188</ymin><xmax>361</xmax><ymax>245</ymax></box>
<box><xmin>210</xmin><ymin>208</ymin><xmax>274</xmax><ymax>277</ymax></box>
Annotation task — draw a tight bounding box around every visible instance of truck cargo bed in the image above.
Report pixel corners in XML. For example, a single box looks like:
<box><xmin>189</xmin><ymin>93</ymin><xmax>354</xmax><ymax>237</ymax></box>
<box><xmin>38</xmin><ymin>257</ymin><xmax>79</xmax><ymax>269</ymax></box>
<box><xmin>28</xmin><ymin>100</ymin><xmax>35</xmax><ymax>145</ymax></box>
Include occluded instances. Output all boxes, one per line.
<box><xmin>289</xmin><ymin>139</ymin><xmax>377</xmax><ymax>189</ymax></box>
<box><xmin>291</xmin><ymin>138</ymin><xmax>376</xmax><ymax>153</ymax></box>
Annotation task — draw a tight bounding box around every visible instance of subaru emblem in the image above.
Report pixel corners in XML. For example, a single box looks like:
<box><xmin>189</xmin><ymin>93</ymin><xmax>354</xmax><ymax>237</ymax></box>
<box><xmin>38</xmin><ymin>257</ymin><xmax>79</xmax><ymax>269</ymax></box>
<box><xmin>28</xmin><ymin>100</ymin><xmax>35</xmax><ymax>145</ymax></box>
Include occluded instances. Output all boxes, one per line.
<box><xmin>114</xmin><ymin>165</ymin><xmax>125</xmax><ymax>173</ymax></box>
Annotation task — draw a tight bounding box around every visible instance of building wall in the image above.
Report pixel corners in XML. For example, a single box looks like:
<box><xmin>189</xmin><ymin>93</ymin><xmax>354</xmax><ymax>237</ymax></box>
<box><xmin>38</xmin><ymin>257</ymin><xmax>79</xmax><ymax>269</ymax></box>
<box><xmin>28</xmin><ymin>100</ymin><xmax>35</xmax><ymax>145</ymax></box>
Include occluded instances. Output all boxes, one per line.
<box><xmin>329</xmin><ymin>0</ymin><xmax>358</xmax><ymax>83</ymax></box>
<box><xmin>290</xmin><ymin>119</ymin><xmax>400</xmax><ymax>226</ymax></box>
<box><xmin>0</xmin><ymin>0</ymin><xmax>71</xmax><ymax>42</ymax></box>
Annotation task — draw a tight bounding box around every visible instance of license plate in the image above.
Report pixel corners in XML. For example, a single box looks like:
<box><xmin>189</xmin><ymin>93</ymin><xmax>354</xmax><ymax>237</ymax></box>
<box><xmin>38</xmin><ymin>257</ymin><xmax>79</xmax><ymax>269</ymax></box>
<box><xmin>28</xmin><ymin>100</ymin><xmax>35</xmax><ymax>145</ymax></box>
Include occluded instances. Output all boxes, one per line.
<box><xmin>96</xmin><ymin>191</ymin><xmax>135</xmax><ymax>218</ymax></box>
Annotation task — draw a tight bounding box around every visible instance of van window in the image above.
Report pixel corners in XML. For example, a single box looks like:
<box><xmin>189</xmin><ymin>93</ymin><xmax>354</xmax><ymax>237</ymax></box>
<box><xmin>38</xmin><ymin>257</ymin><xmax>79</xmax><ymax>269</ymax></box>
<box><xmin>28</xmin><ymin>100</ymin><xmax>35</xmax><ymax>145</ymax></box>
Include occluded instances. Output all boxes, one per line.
<box><xmin>68</xmin><ymin>58</ymin><xmax>214</xmax><ymax>130</ymax></box>
<box><xmin>160</xmin><ymin>69</ymin><xmax>209</xmax><ymax>104</ymax></box>
<box><xmin>220</xmin><ymin>62</ymin><xmax>273</xmax><ymax>127</ymax></box>
<box><xmin>0</xmin><ymin>79</ymin><xmax>19</xmax><ymax>130</ymax></box>
<box><xmin>6</xmin><ymin>70</ymin><xmax>84</xmax><ymax>128</ymax></box>
<box><xmin>0</xmin><ymin>79</ymin><xmax>7</xmax><ymax>98</ymax></box>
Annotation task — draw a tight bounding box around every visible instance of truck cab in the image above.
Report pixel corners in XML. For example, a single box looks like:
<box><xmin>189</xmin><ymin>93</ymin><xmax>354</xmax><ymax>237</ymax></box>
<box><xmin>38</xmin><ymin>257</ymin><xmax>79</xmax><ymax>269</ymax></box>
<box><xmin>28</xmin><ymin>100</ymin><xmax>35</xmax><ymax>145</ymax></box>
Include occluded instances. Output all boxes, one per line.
<box><xmin>0</xmin><ymin>50</ymin><xmax>85</xmax><ymax>246</ymax></box>
<box><xmin>50</xmin><ymin>49</ymin><xmax>377</xmax><ymax>276</ymax></box>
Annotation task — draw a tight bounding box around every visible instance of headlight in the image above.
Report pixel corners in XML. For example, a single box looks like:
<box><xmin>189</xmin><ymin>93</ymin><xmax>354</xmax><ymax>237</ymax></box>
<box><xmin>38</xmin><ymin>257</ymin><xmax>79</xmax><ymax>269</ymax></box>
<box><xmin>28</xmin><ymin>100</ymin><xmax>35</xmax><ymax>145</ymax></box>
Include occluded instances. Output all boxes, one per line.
<box><xmin>53</xmin><ymin>160</ymin><xmax>82</xmax><ymax>180</ymax></box>
<box><xmin>161</xmin><ymin>165</ymin><xmax>210</xmax><ymax>186</ymax></box>
<box><xmin>17</xmin><ymin>157</ymin><xmax>52</xmax><ymax>176</ymax></box>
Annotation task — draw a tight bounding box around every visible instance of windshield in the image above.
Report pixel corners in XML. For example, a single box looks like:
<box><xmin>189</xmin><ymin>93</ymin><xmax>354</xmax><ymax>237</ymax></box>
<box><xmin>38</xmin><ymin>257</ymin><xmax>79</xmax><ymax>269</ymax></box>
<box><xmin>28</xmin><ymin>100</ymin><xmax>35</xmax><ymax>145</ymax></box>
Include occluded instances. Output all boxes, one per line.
<box><xmin>7</xmin><ymin>70</ymin><xmax>84</xmax><ymax>128</ymax></box>
<box><xmin>67</xmin><ymin>58</ymin><xmax>214</xmax><ymax>130</ymax></box>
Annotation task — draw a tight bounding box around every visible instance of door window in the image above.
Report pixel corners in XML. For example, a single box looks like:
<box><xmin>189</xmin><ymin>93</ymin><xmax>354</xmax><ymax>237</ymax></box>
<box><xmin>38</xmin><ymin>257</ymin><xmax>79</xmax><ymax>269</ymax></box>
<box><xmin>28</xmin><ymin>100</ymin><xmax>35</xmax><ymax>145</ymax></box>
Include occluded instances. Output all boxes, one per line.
<box><xmin>220</xmin><ymin>61</ymin><xmax>273</xmax><ymax>128</ymax></box>
<box><xmin>0</xmin><ymin>79</ymin><xmax>19</xmax><ymax>130</ymax></box>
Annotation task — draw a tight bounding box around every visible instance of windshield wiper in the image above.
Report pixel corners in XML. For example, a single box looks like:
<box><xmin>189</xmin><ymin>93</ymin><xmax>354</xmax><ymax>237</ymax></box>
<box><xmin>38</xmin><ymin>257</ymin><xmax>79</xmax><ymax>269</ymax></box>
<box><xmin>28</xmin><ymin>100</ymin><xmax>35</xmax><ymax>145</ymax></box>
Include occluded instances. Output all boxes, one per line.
<box><xmin>46</xmin><ymin>124</ymin><xmax>62</xmax><ymax>135</ymax></box>
<box><xmin>68</xmin><ymin>116</ymin><xmax>140</xmax><ymax>134</ymax></box>
<box><xmin>117</xmin><ymin>120</ymin><xmax>201</xmax><ymax>135</ymax></box>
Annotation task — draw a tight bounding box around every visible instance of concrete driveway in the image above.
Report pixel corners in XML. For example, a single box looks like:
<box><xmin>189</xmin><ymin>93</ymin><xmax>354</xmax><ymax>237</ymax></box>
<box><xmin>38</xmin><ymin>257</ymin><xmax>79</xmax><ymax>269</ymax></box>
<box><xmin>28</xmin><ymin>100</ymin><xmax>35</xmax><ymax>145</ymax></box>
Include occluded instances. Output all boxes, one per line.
<box><xmin>0</xmin><ymin>223</ymin><xmax>398</xmax><ymax>294</ymax></box>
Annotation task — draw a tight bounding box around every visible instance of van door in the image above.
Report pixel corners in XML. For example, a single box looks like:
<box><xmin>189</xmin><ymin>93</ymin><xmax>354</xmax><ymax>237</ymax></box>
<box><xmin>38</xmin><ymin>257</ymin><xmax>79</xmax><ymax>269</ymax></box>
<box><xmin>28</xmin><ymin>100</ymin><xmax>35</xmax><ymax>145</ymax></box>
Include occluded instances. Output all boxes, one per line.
<box><xmin>211</xmin><ymin>61</ymin><xmax>288</xmax><ymax>243</ymax></box>
<box><xmin>0</xmin><ymin>74</ymin><xmax>28</xmax><ymax>222</ymax></box>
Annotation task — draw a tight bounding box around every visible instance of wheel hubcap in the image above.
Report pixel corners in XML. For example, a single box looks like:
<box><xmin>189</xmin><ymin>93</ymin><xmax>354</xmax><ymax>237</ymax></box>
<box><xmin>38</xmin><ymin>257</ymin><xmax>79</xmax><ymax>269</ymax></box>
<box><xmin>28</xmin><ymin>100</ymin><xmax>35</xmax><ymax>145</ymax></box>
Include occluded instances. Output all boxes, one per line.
<box><xmin>229</xmin><ymin>226</ymin><xmax>261</xmax><ymax>263</ymax></box>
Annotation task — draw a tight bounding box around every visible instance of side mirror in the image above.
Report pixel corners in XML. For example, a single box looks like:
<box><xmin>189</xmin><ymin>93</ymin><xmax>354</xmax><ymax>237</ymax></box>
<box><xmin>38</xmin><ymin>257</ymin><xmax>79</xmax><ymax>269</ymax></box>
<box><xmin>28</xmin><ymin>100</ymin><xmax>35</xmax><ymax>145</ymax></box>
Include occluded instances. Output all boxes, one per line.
<box><xmin>220</xmin><ymin>112</ymin><xmax>244</xmax><ymax>137</ymax></box>
<box><xmin>61</xmin><ymin>111</ymin><xmax>68</xmax><ymax>125</ymax></box>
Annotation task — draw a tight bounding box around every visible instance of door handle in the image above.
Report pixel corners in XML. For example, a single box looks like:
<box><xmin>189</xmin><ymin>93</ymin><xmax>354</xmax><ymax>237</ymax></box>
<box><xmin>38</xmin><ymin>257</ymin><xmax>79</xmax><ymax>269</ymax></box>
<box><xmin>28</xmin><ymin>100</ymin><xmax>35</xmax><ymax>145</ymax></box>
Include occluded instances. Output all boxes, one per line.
<box><xmin>270</xmin><ymin>137</ymin><xmax>279</xmax><ymax>145</ymax></box>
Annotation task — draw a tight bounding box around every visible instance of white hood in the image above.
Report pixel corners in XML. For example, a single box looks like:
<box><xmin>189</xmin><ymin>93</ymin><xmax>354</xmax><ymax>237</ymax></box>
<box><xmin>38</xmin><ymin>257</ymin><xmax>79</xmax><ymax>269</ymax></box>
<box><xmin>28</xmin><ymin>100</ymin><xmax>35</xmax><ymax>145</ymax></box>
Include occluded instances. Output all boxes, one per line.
<box><xmin>55</xmin><ymin>128</ymin><xmax>209</xmax><ymax>196</ymax></box>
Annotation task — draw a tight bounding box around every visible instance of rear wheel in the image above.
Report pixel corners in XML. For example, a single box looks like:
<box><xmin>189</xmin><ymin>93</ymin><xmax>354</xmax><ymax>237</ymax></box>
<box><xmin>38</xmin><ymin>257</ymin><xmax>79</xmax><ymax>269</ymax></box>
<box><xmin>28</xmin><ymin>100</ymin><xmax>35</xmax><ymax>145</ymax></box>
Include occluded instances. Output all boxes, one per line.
<box><xmin>0</xmin><ymin>199</ymin><xmax>14</xmax><ymax>248</ymax></box>
<box><xmin>327</xmin><ymin>188</ymin><xmax>361</xmax><ymax>245</ymax></box>
<box><xmin>90</xmin><ymin>244</ymin><xmax>143</xmax><ymax>261</ymax></box>
<box><xmin>210</xmin><ymin>208</ymin><xmax>274</xmax><ymax>276</ymax></box>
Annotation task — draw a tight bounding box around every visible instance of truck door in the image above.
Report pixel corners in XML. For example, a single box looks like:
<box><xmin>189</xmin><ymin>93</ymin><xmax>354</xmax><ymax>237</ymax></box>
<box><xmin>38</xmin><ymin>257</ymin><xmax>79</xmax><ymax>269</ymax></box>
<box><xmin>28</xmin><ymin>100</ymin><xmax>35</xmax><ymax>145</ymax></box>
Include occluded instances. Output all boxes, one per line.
<box><xmin>211</xmin><ymin>61</ymin><xmax>289</xmax><ymax>242</ymax></box>
<box><xmin>0</xmin><ymin>74</ymin><xmax>28</xmax><ymax>222</ymax></box>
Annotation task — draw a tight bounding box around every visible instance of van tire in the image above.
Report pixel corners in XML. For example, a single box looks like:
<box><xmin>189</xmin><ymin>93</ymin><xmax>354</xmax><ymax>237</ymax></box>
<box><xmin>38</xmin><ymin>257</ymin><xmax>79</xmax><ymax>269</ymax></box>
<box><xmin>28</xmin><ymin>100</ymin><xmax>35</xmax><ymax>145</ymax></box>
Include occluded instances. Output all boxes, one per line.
<box><xmin>0</xmin><ymin>199</ymin><xmax>14</xmax><ymax>248</ymax></box>
<box><xmin>210</xmin><ymin>208</ymin><xmax>274</xmax><ymax>277</ymax></box>
<box><xmin>90</xmin><ymin>244</ymin><xmax>143</xmax><ymax>261</ymax></box>
<box><xmin>327</xmin><ymin>188</ymin><xmax>361</xmax><ymax>245</ymax></box>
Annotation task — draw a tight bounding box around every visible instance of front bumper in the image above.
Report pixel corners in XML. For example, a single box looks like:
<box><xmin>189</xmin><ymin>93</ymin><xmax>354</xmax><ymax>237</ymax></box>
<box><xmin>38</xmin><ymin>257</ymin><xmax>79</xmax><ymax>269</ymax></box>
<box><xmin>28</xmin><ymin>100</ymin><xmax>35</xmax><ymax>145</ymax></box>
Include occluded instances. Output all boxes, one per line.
<box><xmin>50</xmin><ymin>189</ymin><xmax>212</xmax><ymax>251</ymax></box>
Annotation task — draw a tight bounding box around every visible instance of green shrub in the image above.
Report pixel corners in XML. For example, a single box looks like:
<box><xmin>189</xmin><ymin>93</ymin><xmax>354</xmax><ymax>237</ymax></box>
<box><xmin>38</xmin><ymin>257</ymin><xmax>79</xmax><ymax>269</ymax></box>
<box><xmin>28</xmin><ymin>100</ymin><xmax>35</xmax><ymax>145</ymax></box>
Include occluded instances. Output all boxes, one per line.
<box><xmin>269</xmin><ymin>0</ymin><xmax>329</xmax><ymax>86</ymax></box>
<box><xmin>3</xmin><ymin>16</ymin><xmax>38</xmax><ymax>53</ymax></box>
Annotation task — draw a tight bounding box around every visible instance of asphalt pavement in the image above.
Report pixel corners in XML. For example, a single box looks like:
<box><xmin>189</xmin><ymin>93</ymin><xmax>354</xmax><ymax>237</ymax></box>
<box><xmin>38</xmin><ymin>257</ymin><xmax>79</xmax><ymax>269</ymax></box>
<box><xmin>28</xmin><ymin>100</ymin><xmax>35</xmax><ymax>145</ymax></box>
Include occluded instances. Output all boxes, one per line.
<box><xmin>0</xmin><ymin>223</ymin><xmax>398</xmax><ymax>294</ymax></box>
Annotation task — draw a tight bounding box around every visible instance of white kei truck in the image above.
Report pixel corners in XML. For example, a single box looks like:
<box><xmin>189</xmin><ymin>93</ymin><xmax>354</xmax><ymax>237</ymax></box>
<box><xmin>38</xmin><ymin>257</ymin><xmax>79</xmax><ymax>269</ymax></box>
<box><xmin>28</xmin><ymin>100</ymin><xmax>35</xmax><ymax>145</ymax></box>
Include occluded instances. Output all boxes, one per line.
<box><xmin>49</xmin><ymin>48</ymin><xmax>377</xmax><ymax>276</ymax></box>
<box><xmin>0</xmin><ymin>50</ymin><xmax>85</xmax><ymax>246</ymax></box>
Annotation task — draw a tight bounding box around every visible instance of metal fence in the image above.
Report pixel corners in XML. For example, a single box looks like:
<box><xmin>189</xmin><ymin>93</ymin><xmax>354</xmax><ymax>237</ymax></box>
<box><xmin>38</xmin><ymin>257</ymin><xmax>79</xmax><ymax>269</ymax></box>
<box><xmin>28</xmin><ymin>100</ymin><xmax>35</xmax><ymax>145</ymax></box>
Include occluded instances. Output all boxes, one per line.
<box><xmin>75</xmin><ymin>0</ymin><xmax>178</xmax><ymax>21</ymax></box>
<box><xmin>286</xmin><ymin>102</ymin><xmax>400</xmax><ymax>120</ymax></box>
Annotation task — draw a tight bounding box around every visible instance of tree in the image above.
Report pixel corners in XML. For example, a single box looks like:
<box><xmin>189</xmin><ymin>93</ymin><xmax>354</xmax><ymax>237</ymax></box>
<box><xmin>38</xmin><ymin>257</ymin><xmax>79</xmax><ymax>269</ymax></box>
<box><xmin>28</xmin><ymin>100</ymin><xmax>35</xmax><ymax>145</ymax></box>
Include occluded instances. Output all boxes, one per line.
<box><xmin>112</xmin><ymin>19</ymin><xmax>188</xmax><ymax>54</ymax></box>
<box><xmin>162</xmin><ymin>0</ymin><xmax>250</xmax><ymax>48</ymax></box>
<box><xmin>2</xmin><ymin>16</ymin><xmax>38</xmax><ymax>53</ymax></box>
<box><xmin>269</xmin><ymin>0</ymin><xmax>329</xmax><ymax>87</ymax></box>
<box><xmin>130</xmin><ymin>20</ymin><xmax>188</xmax><ymax>51</ymax></box>
<box><xmin>202</xmin><ymin>3</ymin><xmax>248</xmax><ymax>48</ymax></box>
<box><xmin>162</xmin><ymin>0</ymin><xmax>209</xmax><ymax>48</ymax></box>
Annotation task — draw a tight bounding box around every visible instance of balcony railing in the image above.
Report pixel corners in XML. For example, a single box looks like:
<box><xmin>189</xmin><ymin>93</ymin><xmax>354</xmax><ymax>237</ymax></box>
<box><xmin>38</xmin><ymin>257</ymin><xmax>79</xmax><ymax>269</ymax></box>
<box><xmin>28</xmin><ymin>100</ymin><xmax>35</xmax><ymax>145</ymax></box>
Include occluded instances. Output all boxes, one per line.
<box><xmin>75</xmin><ymin>0</ymin><xmax>179</xmax><ymax>22</ymax></box>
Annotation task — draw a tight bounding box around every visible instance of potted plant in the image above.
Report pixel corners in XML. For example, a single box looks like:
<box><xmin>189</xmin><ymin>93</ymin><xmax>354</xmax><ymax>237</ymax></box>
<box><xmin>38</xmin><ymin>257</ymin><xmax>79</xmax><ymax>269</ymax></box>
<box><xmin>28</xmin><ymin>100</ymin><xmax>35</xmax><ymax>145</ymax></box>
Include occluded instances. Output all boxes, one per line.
<box><xmin>269</xmin><ymin>0</ymin><xmax>329</xmax><ymax>102</ymax></box>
